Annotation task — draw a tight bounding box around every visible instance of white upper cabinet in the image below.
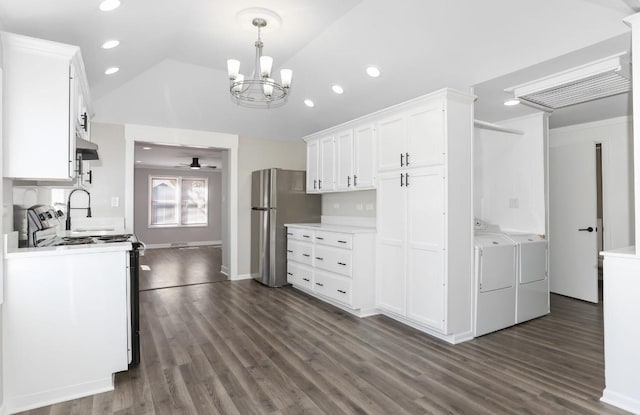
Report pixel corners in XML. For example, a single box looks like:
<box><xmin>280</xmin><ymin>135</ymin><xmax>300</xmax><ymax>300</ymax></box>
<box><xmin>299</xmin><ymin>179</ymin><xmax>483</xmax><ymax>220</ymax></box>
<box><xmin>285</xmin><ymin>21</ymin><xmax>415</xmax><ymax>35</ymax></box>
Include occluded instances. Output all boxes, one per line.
<box><xmin>2</xmin><ymin>32</ymin><xmax>91</xmax><ymax>181</ymax></box>
<box><xmin>307</xmin><ymin>140</ymin><xmax>320</xmax><ymax>193</ymax></box>
<box><xmin>319</xmin><ymin>136</ymin><xmax>335</xmax><ymax>192</ymax></box>
<box><xmin>406</xmin><ymin>103</ymin><xmax>445</xmax><ymax>168</ymax></box>
<box><xmin>353</xmin><ymin>124</ymin><xmax>376</xmax><ymax>189</ymax></box>
<box><xmin>377</xmin><ymin>114</ymin><xmax>406</xmax><ymax>171</ymax></box>
<box><xmin>336</xmin><ymin>129</ymin><xmax>354</xmax><ymax>190</ymax></box>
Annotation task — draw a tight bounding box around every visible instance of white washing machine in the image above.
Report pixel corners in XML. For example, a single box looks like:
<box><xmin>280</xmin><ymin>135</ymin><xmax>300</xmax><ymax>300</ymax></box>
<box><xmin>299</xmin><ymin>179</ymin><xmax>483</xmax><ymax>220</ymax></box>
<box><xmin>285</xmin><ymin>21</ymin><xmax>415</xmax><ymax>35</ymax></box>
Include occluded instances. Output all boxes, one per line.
<box><xmin>474</xmin><ymin>232</ymin><xmax>517</xmax><ymax>336</ymax></box>
<box><xmin>505</xmin><ymin>233</ymin><xmax>549</xmax><ymax>323</ymax></box>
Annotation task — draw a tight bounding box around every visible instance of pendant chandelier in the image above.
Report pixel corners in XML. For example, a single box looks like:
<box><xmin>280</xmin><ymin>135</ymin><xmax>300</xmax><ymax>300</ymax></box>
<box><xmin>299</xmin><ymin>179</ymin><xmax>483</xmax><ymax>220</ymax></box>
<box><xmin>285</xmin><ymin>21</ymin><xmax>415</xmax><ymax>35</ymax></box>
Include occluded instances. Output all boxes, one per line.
<box><xmin>227</xmin><ymin>17</ymin><xmax>292</xmax><ymax>108</ymax></box>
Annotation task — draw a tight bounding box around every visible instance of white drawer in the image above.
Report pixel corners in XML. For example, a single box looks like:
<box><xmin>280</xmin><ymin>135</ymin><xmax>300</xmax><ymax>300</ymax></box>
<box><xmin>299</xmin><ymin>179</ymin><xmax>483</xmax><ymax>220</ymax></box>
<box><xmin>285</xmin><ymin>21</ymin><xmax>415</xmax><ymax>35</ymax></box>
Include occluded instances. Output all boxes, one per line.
<box><xmin>296</xmin><ymin>242</ymin><xmax>313</xmax><ymax>265</ymax></box>
<box><xmin>313</xmin><ymin>270</ymin><xmax>352</xmax><ymax>306</ymax></box>
<box><xmin>286</xmin><ymin>261</ymin><xmax>298</xmax><ymax>285</ymax></box>
<box><xmin>314</xmin><ymin>245</ymin><xmax>352</xmax><ymax>277</ymax></box>
<box><xmin>296</xmin><ymin>264</ymin><xmax>314</xmax><ymax>289</ymax></box>
<box><xmin>286</xmin><ymin>239</ymin><xmax>298</xmax><ymax>261</ymax></box>
<box><xmin>314</xmin><ymin>231</ymin><xmax>353</xmax><ymax>249</ymax></box>
<box><xmin>286</xmin><ymin>227</ymin><xmax>314</xmax><ymax>242</ymax></box>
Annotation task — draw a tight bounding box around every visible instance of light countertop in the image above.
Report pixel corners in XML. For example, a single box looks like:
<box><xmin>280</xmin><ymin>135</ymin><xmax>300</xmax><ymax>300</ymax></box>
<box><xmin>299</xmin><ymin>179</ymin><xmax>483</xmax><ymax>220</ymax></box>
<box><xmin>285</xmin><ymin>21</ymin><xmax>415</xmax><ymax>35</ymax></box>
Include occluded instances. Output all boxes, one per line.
<box><xmin>285</xmin><ymin>223</ymin><xmax>376</xmax><ymax>234</ymax></box>
<box><xmin>4</xmin><ymin>232</ymin><xmax>132</xmax><ymax>259</ymax></box>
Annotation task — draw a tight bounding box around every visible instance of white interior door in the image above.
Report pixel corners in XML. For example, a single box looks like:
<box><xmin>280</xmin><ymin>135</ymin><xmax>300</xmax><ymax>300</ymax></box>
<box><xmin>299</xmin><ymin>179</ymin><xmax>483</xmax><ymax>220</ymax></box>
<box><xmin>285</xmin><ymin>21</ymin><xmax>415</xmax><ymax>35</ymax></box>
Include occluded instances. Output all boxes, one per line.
<box><xmin>549</xmin><ymin>141</ymin><xmax>598</xmax><ymax>303</ymax></box>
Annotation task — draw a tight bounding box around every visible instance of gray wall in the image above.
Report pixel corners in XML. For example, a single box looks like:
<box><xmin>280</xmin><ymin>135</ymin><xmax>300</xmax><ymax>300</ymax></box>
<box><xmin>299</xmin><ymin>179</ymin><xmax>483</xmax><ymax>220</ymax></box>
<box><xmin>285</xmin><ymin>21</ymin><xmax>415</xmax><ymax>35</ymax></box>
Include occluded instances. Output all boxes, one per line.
<box><xmin>88</xmin><ymin>122</ymin><xmax>126</xmax><ymax>218</ymax></box>
<box><xmin>134</xmin><ymin>167</ymin><xmax>222</xmax><ymax>245</ymax></box>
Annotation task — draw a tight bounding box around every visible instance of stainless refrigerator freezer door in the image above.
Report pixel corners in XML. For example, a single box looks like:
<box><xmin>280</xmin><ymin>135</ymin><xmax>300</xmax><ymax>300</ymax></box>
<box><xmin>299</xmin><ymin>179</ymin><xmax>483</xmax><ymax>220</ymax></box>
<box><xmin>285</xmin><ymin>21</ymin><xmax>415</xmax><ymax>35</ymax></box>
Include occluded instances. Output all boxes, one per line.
<box><xmin>251</xmin><ymin>169</ymin><xmax>272</xmax><ymax>208</ymax></box>
<box><xmin>250</xmin><ymin>207</ymin><xmax>281</xmax><ymax>286</ymax></box>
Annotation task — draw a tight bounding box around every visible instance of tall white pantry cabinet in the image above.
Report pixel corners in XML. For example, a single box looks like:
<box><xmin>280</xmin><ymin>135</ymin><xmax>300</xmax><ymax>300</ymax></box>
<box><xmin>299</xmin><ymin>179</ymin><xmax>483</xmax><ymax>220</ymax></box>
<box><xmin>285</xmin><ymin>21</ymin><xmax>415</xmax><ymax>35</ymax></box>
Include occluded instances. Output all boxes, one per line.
<box><xmin>376</xmin><ymin>89</ymin><xmax>475</xmax><ymax>343</ymax></box>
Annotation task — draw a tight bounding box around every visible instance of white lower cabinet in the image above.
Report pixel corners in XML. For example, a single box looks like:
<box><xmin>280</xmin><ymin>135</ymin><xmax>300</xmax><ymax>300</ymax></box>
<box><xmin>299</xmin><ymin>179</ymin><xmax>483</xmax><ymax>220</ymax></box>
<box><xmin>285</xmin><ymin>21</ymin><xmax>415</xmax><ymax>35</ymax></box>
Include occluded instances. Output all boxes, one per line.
<box><xmin>285</xmin><ymin>224</ymin><xmax>376</xmax><ymax>316</ymax></box>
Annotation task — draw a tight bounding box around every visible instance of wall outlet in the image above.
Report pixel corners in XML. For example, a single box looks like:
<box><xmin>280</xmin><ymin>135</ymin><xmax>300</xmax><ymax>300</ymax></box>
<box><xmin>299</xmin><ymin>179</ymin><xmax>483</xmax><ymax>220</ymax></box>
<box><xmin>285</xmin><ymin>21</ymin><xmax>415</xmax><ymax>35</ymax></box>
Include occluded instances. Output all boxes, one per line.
<box><xmin>509</xmin><ymin>198</ymin><xmax>519</xmax><ymax>209</ymax></box>
<box><xmin>111</xmin><ymin>197</ymin><xmax>120</xmax><ymax>207</ymax></box>
<box><xmin>365</xmin><ymin>203</ymin><xmax>374</xmax><ymax>211</ymax></box>
<box><xmin>356</xmin><ymin>204</ymin><xmax>363</xmax><ymax>211</ymax></box>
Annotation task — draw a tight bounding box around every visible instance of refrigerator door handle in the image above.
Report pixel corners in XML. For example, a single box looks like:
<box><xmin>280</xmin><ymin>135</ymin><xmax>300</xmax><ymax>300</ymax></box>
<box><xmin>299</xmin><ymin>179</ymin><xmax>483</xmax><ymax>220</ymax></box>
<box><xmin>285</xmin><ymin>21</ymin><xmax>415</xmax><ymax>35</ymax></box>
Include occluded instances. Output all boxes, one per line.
<box><xmin>252</xmin><ymin>207</ymin><xmax>269</xmax><ymax>211</ymax></box>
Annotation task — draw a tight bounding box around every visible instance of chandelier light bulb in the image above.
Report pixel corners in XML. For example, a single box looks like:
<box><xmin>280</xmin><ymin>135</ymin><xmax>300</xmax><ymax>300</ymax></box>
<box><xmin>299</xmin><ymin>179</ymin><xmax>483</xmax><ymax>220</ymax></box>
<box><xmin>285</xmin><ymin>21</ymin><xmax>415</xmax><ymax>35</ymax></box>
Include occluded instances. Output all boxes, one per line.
<box><xmin>233</xmin><ymin>74</ymin><xmax>244</xmax><ymax>92</ymax></box>
<box><xmin>260</xmin><ymin>56</ymin><xmax>273</xmax><ymax>78</ymax></box>
<box><xmin>280</xmin><ymin>69</ymin><xmax>292</xmax><ymax>89</ymax></box>
<box><xmin>263</xmin><ymin>79</ymin><xmax>274</xmax><ymax>97</ymax></box>
<box><xmin>227</xmin><ymin>59</ymin><xmax>240</xmax><ymax>80</ymax></box>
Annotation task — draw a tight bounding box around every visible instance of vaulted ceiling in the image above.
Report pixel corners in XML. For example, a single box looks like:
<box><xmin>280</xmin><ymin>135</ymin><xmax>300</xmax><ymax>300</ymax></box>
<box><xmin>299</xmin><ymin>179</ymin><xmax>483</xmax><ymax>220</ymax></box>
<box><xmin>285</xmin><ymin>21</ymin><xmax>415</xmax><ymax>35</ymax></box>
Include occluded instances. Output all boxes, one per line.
<box><xmin>0</xmin><ymin>0</ymin><xmax>635</xmax><ymax>140</ymax></box>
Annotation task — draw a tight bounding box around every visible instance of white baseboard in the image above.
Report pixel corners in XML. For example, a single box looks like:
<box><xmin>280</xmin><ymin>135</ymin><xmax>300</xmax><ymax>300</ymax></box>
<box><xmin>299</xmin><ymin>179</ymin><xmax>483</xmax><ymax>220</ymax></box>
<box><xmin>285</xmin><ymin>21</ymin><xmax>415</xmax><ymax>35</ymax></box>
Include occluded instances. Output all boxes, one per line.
<box><xmin>144</xmin><ymin>240</ymin><xmax>222</xmax><ymax>249</ymax></box>
<box><xmin>230</xmin><ymin>273</ymin><xmax>252</xmax><ymax>281</ymax></box>
<box><xmin>220</xmin><ymin>265</ymin><xmax>229</xmax><ymax>277</ymax></box>
<box><xmin>378</xmin><ymin>309</ymin><xmax>474</xmax><ymax>344</ymax></box>
<box><xmin>601</xmin><ymin>388</ymin><xmax>640</xmax><ymax>414</ymax></box>
<box><xmin>291</xmin><ymin>285</ymin><xmax>380</xmax><ymax>318</ymax></box>
<box><xmin>6</xmin><ymin>376</ymin><xmax>114</xmax><ymax>415</ymax></box>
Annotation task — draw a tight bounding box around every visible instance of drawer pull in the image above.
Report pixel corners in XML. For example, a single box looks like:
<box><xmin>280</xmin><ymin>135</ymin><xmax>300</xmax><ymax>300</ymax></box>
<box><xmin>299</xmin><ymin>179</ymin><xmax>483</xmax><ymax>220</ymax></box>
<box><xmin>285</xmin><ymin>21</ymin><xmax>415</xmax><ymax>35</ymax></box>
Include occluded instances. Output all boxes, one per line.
<box><xmin>303</xmin><ymin>235</ymin><xmax>311</xmax><ymax>238</ymax></box>
<box><xmin>315</xmin><ymin>282</ymin><xmax>324</xmax><ymax>287</ymax></box>
<box><xmin>315</xmin><ymin>257</ymin><xmax>324</xmax><ymax>261</ymax></box>
<box><xmin>337</xmin><ymin>289</ymin><xmax>347</xmax><ymax>294</ymax></box>
<box><xmin>316</xmin><ymin>237</ymin><xmax>324</xmax><ymax>240</ymax></box>
<box><xmin>303</xmin><ymin>278</ymin><xmax>310</xmax><ymax>282</ymax></box>
<box><xmin>287</xmin><ymin>272</ymin><xmax>293</xmax><ymax>276</ymax></box>
<box><xmin>302</xmin><ymin>254</ymin><xmax>310</xmax><ymax>257</ymax></box>
<box><xmin>337</xmin><ymin>240</ymin><xmax>347</xmax><ymax>244</ymax></box>
<box><xmin>287</xmin><ymin>232</ymin><xmax>294</xmax><ymax>235</ymax></box>
<box><xmin>337</xmin><ymin>262</ymin><xmax>347</xmax><ymax>266</ymax></box>
<box><xmin>287</xmin><ymin>250</ymin><xmax>293</xmax><ymax>253</ymax></box>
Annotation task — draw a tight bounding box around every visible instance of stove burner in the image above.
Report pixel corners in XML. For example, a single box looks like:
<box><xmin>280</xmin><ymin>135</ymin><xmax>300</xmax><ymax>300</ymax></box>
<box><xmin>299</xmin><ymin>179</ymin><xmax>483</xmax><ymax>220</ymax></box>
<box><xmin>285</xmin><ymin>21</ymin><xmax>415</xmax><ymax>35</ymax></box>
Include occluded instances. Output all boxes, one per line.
<box><xmin>96</xmin><ymin>234</ymin><xmax>133</xmax><ymax>243</ymax></box>
<box><xmin>54</xmin><ymin>237</ymin><xmax>96</xmax><ymax>246</ymax></box>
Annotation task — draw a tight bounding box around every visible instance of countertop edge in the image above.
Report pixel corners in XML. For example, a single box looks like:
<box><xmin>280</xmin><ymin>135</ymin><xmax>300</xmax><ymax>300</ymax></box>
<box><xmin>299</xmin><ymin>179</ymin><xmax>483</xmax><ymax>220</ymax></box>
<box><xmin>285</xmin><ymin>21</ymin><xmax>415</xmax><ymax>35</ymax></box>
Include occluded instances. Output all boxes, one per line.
<box><xmin>285</xmin><ymin>223</ymin><xmax>376</xmax><ymax>234</ymax></box>
<box><xmin>6</xmin><ymin>242</ymin><xmax>133</xmax><ymax>258</ymax></box>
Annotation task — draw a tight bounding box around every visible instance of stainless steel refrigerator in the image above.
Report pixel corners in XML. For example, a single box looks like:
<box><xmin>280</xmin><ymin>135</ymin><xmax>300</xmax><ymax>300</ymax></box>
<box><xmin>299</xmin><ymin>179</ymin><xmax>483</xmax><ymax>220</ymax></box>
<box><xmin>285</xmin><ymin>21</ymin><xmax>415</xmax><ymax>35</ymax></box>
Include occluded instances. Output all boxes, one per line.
<box><xmin>251</xmin><ymin>168</ymin><xmax>321</xmax><ymax>287</ymax></box>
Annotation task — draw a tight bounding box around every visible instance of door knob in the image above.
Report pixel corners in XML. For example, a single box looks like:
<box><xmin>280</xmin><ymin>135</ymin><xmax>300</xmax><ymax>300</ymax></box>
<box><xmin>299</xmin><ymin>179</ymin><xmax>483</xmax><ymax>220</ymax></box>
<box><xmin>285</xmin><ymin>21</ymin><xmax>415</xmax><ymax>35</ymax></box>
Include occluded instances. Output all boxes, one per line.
<box><xmin>578</xmin><ymin>227</ymin><xmax>595</xmax><ymax>232</ymax></box>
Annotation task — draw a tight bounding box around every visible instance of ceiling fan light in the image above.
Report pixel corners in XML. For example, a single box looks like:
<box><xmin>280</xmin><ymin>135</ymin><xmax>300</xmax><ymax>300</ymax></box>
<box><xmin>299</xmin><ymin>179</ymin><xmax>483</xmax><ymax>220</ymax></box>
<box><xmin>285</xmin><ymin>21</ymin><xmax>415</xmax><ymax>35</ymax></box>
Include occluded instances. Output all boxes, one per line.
<box><xmin>227</xmin><ymin>59</ymin><xmax>240</xmax><ymax>80</ymax></box>
<box><xmin>260</xmin><ymin>56</ymin><xmax>273</xmax><ymax>78</ymax></box>
<box><xmin>280</xmin><ymin>69</ymin><xmax>292</xmax><ymax>89</ymax></box>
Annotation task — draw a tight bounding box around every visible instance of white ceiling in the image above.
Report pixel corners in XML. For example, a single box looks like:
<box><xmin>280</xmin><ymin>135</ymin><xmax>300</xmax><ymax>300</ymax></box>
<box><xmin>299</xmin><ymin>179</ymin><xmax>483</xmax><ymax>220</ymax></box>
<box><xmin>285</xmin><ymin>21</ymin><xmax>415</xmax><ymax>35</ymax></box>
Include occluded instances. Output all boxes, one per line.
<box><xmin>133</xmin><ymin>142</ymin><xmax>225</xmax><ymax>170</ymax></box>
<box><xmin>0</xmin><ymin>0</ymin><xmax>636</xmax><ymax>140</ymax></box>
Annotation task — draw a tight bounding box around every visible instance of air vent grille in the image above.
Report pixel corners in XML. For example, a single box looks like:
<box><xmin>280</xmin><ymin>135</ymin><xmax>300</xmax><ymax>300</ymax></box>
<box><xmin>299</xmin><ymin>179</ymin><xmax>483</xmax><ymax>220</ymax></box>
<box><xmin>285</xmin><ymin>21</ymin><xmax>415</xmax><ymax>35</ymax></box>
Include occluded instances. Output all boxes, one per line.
<box><xmin>518</xmin><ymin>71</ymin><xmax>631</xmax><ymax>109</ymax></box>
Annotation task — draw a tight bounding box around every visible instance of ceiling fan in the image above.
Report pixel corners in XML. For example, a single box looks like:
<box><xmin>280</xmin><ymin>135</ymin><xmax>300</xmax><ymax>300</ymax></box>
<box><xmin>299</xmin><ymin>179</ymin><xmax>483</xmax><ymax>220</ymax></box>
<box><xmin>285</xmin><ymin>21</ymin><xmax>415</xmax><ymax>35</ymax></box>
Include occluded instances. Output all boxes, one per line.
<box><xmin>177</xmin><ymin>157</ymin><xmax>217</xmax><ymax>170</ymax></box>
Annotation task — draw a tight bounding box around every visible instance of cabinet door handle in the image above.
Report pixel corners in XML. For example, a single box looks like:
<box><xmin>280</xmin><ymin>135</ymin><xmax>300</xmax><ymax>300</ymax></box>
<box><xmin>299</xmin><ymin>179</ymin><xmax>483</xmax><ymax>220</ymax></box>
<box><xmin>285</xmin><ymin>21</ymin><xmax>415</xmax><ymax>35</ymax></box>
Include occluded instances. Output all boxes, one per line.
<box><xmin>81</xmin><ymin>112</ymin><xmax>88</xmax><ymax>132</ymax></box>
<box><xmin>405</xmin><ymin>152</ymin><xmax>410</xmax><ymax>166</ymax></box>
<box><xmin>287</xmin><ymin>250</ymin><xmax>293</xmax><ymax>253</ymax></box>
<box><xmin>337</xmin><ymin>262</ymin><xmax>347</xmax><ymax>266</ymax></box>
<box><xmin>303</xmin><ymin>235</ymin><xmax>310</xmax><ymax>238</ymax></box>
<box><xmin>316</xmin><ymin>237</ymin><xmax>324</xmax><ymax>240</ymax></box>
<box><xmin>319</xmin><ymin>179</ymin><xmax>322</xmax><ymax>189</ymax></box>
<box><xmin>400</xmin><ymin>173</ymin><xmax>405</xmax><ymax>187</ymax></box>
<box><xmin>337</xmin><ymin>289</ymin><xmax>347</xmax><ymax>294</ymax></box>
<box><xmin>287</xmin><ymin>232</ymin><xmax>293</xmax><ymax>235</ymax></box>
<box><xmin>313</xmin><ymin>179</ymin><xmax>317</xmax><ymax>190</ymax></box>
<box><xmin>87</xmin><ymin>170</ymin><xmax>93</xmax><ymax>184</ymax></box>
<box><xmin>354</xmin><ymin>175</ymin><xmax>358</xmax><ymax>186</ymax></box>
<box><xmin>315</xmin><ymin>257</ymin><xmax>324</xmax><ymax>261</ymax></box>
<box><xmin>287</xmin><ymin>272</ymin><xmax>293</xmax><ymax>276</ymax></box>
<box><xmin>303</xmin><ymin>278</ymin><xmax>310</xmax><ymax>282</ymax></box>
<box><xmin>348</xmin><ymin>176</ymin><xmax>351</xmax><ymax>187</ymax></box>
<box><xmin>406</xmin><ymin>172</ymin><xmax>410</xmax><ymax>186</ymax></box>
<box><xmin>337</xmin><ymin>240</ymin><xmax>347</xmax><ymax>244</ymax></box>
<box><xmin>315</xmin><ymin>282</ymin><xmax>324</xmax><ymax>287</ymax></box>
<box><xmin>302</xmin><ymin>254</ymin><xmax>310</xmax><ymax>257</ymax></box>
<box><xmin>400</xmin><ymin>153</ymin><xmax>404</xmax><ymax>167</ymax></box>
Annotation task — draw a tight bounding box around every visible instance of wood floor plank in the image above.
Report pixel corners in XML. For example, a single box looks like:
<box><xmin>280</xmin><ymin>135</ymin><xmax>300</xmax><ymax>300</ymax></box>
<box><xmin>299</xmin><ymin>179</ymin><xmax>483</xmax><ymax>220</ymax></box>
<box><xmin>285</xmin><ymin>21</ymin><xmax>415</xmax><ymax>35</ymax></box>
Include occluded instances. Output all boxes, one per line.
<box><xmin>22</xmin><ymin>264</ymin><xmax>630</xmax><ymax>415</ymax></box>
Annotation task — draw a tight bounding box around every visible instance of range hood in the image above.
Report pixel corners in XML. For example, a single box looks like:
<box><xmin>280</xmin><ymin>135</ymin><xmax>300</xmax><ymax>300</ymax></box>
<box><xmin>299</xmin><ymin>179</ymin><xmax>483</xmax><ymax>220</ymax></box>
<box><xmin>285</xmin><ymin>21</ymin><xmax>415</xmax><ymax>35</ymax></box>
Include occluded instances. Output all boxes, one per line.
<box><xmin>505</xmin><ymin>52</ymin><xmax>631</xmax><ymax>110</ymax></box>
<box><xmin>76</xmin><ymin>137</ymin><xmax>99</xmax><ymax>161</ymax></box>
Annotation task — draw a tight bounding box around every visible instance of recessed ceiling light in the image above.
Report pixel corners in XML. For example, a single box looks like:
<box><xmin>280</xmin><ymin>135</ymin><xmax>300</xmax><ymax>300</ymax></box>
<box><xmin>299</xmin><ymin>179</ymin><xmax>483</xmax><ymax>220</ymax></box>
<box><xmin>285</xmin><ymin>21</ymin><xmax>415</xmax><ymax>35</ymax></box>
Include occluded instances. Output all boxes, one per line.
<box><xmin>142</xmin><ymin>146</ymin><xmax>152</xmax><ymax>150</ymax></box>
<box><xmin>366</xmin><ymin>66</ymin><xmax>381</xmax><ymax>78</ymax></box>
<box><xmin>135</xmin><ymin>160</ymin><xmax>142</xmax><ymax>163</ymax></box>
<box><xmin>504</xmin><ymin>98</ymin><xmax>521</xmax><ymax>106</ymax></box>
<box><xmin>304</xmin><ymin>99</ymin><xmax>315</xmax><ymax>108</ymax></box>
<box><xmin>99</xmin><ymin>0</ymin><xmax>121</xmax><ymax>11</ymax></box>
<box><xmin>105</xmin><ymin>67</ymin><xmax>119</xmax><ymax>75</ymax></box>
<box><xmin>331</xmin><ymin>85</ymin><xmax>344</xmax><ymax>94</ymax></box>
<box><xmin>101</xmin><ymin>40</ymin><xmax>120</xmax><ymax>49</ymax></box>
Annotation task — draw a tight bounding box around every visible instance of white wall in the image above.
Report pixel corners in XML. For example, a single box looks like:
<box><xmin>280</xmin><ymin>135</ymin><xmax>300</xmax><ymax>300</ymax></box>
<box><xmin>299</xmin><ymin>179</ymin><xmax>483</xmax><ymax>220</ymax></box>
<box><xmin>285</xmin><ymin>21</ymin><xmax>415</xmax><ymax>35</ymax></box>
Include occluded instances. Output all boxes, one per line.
<box><xmin>133</xmin><ymin>167</ymin><xmax>222</xmax><ymax>245</ymax></box>
<box><xmin>474</xmin><ymin>113</ymin><xmax>547</xmax><ymax>234</ymax></box>
<box><xmin>0</xmin><ymin>31</ymin><xmax>5</xmax><ymax>412</ymax></box>
<box><xmin>550</xmin><ymin>116</ymin><xmax>635</xmax><ymax>250</ymax></box>
<box><xmin>88</xmin><ymin>123</ymin><xmax>126</xmax><ymax>218</ymax></box>
<box><xmin>237</xmin><ymin>137</ymin><xmax>307</xmax><ymax>277</ymax></box>
<box><xmin>322</xmin><ymin>190</ymin><xmax>376</xmax><ymax>218</ymax></box>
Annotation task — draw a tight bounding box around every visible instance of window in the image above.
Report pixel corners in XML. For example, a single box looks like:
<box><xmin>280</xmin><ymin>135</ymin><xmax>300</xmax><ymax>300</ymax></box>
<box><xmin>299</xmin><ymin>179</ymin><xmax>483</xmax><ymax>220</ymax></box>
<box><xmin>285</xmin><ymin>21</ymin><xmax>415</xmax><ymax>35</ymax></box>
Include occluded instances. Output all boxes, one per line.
<box><xmin>149</xmin><ymin>176</ymin><xmax>208</xmax><ymax>227</ymax></box>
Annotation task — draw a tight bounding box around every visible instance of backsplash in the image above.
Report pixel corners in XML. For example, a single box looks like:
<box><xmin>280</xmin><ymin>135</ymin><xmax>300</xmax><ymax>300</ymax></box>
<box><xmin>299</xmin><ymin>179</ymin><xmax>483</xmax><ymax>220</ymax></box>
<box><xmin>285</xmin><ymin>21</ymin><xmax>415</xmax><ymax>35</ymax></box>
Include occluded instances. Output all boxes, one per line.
<box><xmin>321</xmin><ymin>190</ymin><xmax>376</xmax><ymax>218</ymax></box>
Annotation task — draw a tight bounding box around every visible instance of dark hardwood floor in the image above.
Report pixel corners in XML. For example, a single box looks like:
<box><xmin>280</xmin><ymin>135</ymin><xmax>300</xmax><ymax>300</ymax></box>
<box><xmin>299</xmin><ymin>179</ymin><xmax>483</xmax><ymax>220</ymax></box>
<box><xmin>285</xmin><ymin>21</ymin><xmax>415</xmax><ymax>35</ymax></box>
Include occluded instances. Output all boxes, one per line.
<box><xmin>139</xmin><ymin>246</ymin><xmax>227</xmax><ymax>291</ymax></box>
<box><xmin>22</xmin><ymin>280</ymin><xmax>627</xmax><ymax>414</ymax></box>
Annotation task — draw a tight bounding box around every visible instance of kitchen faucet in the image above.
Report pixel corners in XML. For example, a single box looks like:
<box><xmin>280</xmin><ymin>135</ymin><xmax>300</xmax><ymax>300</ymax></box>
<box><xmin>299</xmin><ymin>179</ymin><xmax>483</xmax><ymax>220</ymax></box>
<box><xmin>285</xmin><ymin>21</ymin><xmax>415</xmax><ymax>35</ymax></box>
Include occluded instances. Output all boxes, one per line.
<box><xmin>65</xmin><ymin>188</ymin><xmax>92</xmax><ymax>231</ymax></box>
